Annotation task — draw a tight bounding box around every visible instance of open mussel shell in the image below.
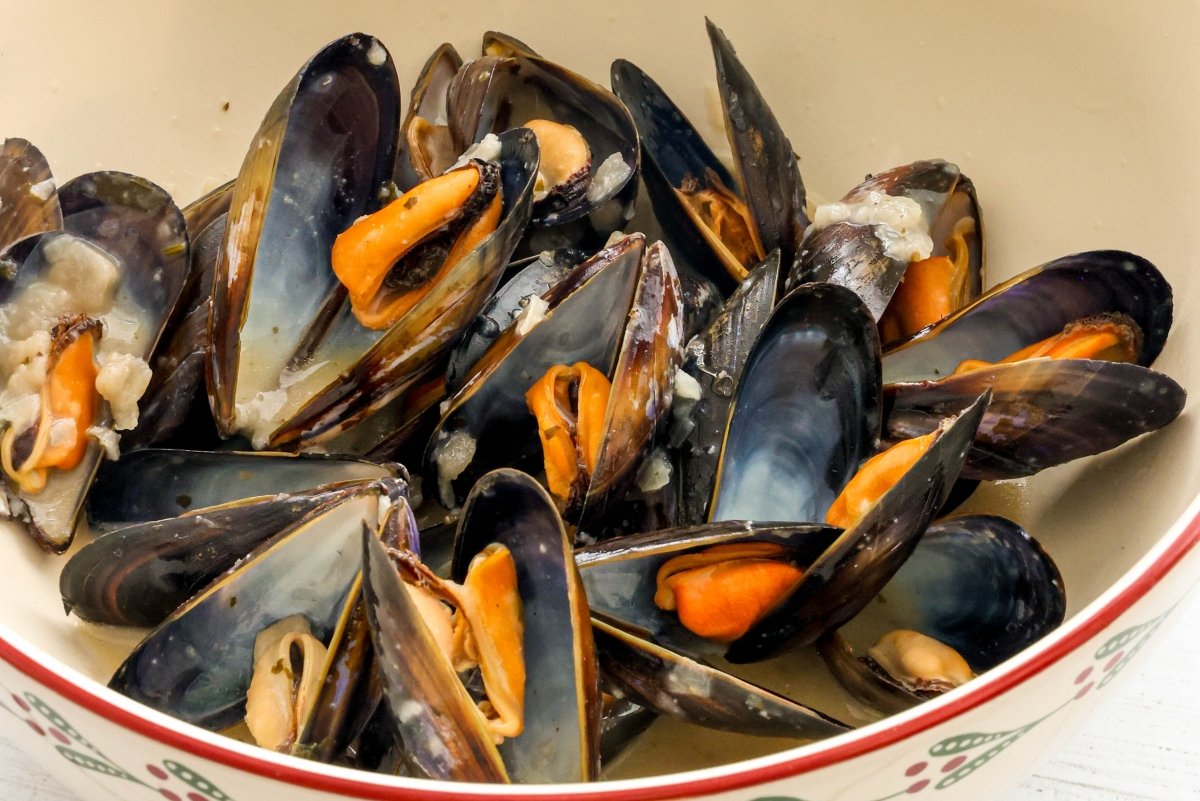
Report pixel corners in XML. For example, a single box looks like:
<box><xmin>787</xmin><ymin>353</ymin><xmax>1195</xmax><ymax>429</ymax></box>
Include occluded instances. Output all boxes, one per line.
<box><xmin>453</xmin><ymin>44</ymin><xmax>640</xmax><ymax>236</ymax></box>
<box><xmin>444</xmin><ymin>247</ymin><xmax>587</xmax><ymax>394</ymax></box>
<box><xmin>396</xmin><ymin>43</ymin><xmax>464</xmax><ymax>189</ymax></box>
<box><xmin>450</xmin><ymin>469</ymin><xmax>601</xmax><ymax>783</ymax></box>
<box><xmin>593</xmin><ymin>619</ymin><xmax>848</xmax><ymax>741</ymax></box>
<box><xmin>577</xmin><ymin>522</ymin><xmax>841</xmax><ymax>659</ymax></box>
<box><xmin>820</xmin><ymin>515</ymin><xmax>1064</xmax><ymax>713</ymax></box>
<box><xmin>427</xmin><ymin>235</ymin><xmax>643</xmax><ymax>505</ymax></box>
<box><xmin>706</xmin><ymin>20</ymin><xmax>807</xmax><ymax>270</ymax></box>
<box><xmin>207</xmin><ymin>33</ymin><xmax>402</xmax><ymax>445</ymax></box>
<box><xmin>789</xmin><ymin>160</ymin><xmax>967</xmax><ymax>319</ymax></box>
<box><xmin>266</xmin><ymin>127</ymin><xmax>539</xmax><ymax>450</ymax></box>
<box><xmin>884</xmin><ymin>358</ymin><xmax>1187</xmax><ymax>480</ymax></box>
<box><xmin>709</xmin><ymin>282</ymin><xmax>882</xmax><ymax>523</ymax></box>
<box><xmin>725</xmin><ymin>392</ymin><xmax>989</xmax><ymax>663</ymax></box>
<box><xmin>677</xmin><ymin>252</ymin><xmax>780</xmax><ymax>525</ymax></box>
<box><xmin>610</xmin><ymin>59</ymin><xmax>744</xmax><ymax>293</ymax></box>
<box><xmin>0</xmin><ymin>172</ymin><xmax>189</xmax><ymax>551</ymax></box>
<box><xmin>109</xmin><ymin>478</ymin><xmax>399</xmax><ymax>730</ymax></box>
<box><xmin>62</xmin><ymin>482</ymin><xmax>376</xmax><ymax>628</ymax></box>
<box><xmin>881</xmin><ymin>515</ymin><xmax>1065</xmax><ymax>669</ymax></box>
<box><xmin>882</xmin><ymin>250</ymin><xmax>1172</xmax><ymax>383</ymax></box>
<box><xmin>362</xmin><ymin>522</ymin><xmax>509</xmax><ymax>782</ymax></box>
<box><xmin>428</xmin><ymin>232</ymin><xmax>677</xmax><ymax>515</ymax></box>
<box><xmin>87</xmin><ymin>449</ymin><xmax>396</xmax><ymax>530</ymax></box>
<box><xmin>0</xmin><ymin>138</ymin><xmax>61</xmax><ymax>253</ymax></box>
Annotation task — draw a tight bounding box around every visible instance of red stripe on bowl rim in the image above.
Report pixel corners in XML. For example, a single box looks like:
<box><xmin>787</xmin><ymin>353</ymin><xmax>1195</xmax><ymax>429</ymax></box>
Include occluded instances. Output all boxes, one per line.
<box><xmin>1</xmin><ymin>504</ymin><xmax>1197</xmax><ymax>801</ymax></box>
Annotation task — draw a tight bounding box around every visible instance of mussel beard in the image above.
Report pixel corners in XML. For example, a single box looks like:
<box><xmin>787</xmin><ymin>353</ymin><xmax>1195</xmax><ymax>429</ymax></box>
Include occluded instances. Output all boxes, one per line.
<box><xmin>332</xmin><ymin>160</ymin><xmax>502</xmax><ymax>330</ymax></box>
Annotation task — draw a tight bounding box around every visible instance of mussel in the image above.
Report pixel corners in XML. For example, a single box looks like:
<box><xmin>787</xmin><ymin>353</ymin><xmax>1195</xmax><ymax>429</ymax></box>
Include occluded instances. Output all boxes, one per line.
<box><xmin>110</xmin><ymin>477</ymin><xmax>404</xmax><ymax>730</ymax></box>
<box><xmin>401</xmin><ymin>33</ymin><xmax>640</xmax><ymax>254</ymax></box>
<box><xmin>819</xmin><ymin>514</ymin><xmax>1064</xmax><ymax>714</ymax></box>
<box><xmin>427</xmin><ymin>233</ymin><xmax>683</xmax><ymax>524</ymax></box>
<box><xmin>208</xmin><ymin>34</ymin><xmax>539</xmax><ymax>452</ymax></box>
<box><xmin>0</xmin><ymin>171</ymin><xmax>189</xmax><ymax>550</ymax></box>
<box><xmin>881</xmin><ymin>251</ymin><xmax>1185</xmax><ymax>479</ymax></box>
<box><xmin>790</xmin><ymin>160</ymin><xmax>982</xmax><ymax>323</ymax></box>
<box><xmin>364</xmin><ymin>469</ymin><xmax>600</xmax><ymax>783</ymax></box>
<box><xmin>612</xmin><ymin>20</ymin><xmax>806</xmax><ymax>294</ymax></box>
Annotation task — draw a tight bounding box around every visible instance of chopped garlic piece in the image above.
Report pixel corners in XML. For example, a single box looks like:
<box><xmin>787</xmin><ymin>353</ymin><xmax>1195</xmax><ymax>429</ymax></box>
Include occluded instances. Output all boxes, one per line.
<box><xmin>514</xmin><ymin>295</ymin><xmax>549</xmax><ymax>336</ymax></box>
<box><xmin>95</xmin><ymin>352</ymin><xmax>152</xmax><ymax>430</ymax></box>
<box><xmin>586</xmin><ymin>153</ymin><xmax>632</xmax><ymax>203</ymax></box>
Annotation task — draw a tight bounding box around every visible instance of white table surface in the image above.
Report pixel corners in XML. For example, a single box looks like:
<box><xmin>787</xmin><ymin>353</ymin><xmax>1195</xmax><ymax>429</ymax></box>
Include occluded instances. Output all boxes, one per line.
<box><xmin>1</xmin><ymin>596</ymin><xmax>1197</xmax><ymax>800</ymax></box>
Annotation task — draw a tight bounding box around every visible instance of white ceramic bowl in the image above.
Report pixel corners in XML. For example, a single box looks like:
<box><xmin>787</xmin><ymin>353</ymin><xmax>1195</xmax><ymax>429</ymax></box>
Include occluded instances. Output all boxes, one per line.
<box><xmin>1</xmin><ymin>2</ymin><xmax>1198</xmax><ymax>800</ymax></box>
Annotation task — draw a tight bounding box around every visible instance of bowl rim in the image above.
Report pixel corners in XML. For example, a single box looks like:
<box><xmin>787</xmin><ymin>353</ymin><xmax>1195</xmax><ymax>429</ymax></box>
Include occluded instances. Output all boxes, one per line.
<box><xmin>0</xmin><ymin>495</ymin><xmax>1197</xmax><ymax>799</ymax></box>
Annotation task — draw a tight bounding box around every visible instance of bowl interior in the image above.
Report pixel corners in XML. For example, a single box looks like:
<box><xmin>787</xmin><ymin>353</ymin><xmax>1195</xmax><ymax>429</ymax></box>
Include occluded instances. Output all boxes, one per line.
<box><xmin>0</xmin><ymin>0</ymin><xmax>1197</xmax><ymax>783</ymax></box>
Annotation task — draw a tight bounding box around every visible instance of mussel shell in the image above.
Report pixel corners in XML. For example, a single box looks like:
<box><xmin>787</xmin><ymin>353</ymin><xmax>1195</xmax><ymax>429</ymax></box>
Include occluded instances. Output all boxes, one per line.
<box><xmin>55</xmin><ymin>172</ymin><xmax>190</xmax><ymax>316</ymax></box>
<box><xmin>456</xmin><ymin>50</ymin><xmax>640</xmax><ymax>230</ymax></box>
<box><xmin>425</xmin><ymin>235</ymin><xmax>644</xmax><ymax>507</ymax></box>
<box><xmin>87</xmin><ymin>450</ymin><xmax>394</xmax><ymax>531</ymax></box>
<box><xmin>0</xmin><ymin>173</ymin><xmax>189</xmax><ymax>551</ymax></box>
<box><xmin>62</xmin><ymin>483</ymin><xmax>373</xmax><ymax>628</ymax></box>
<box><xmin>451</xmin><ymin>469</ymin><xmax>601</xmax><ymax>783</ymax></box>
<box><xmin>707</xmin><ymin>20</ymin><xmax>807</xmax><ymax>268</ymax></box>
<box><xmin>576</xmin><ymin>522</ymin><xmax>841</xmax><ymax>659</ymax></box>
<box><xmin>109</xmin><ymin>480</ymin><xmax>395</xmax><ymax>729</ymax></box>
<box><xmin>816</xmin><ymin>633</ymin><xmax>923</xmax><ymax>716</ymax></box>
<box><xmin>883</xmin><ymin>359</ymin><xmax>1187</xmax><ymax>480</ymax></box>
<box><xmin>610</xmin><ymin>58</ymin><xmax>743</xmax><ymax>293</ymax></box>
<box><xmin>582</xmin><ymin>240</ymin><xmax>684</xmax><ymax>524</ymax></box>
<box><xmin>208</xmin><ymin>33</ymin><xmax>401</xmax><ymax>439</ymax></box>
<box><xmin>881</xmin><ymin>250</ymin><xmax>1172</xmax><ymax>383</ymax></box>
<box><xmin>125</xmin><ymin>214</ymin><xmax>227</xmax><ymax>450</ymax></box>
<box><xmin>677</xmin><ymin>251</ymin><xmax>780</xmax><ymax>525</ymax></box>
<box><xmin>362</xmin><ymin>526</ymin><xmax>509</xmax><ymax>783</ymax></box>
<box><xmin>593</xmin><ymin>619</ymin><xmax>847</xmax><ymax>740</ymax></box>
<box><xmin>881</xmin><ymin>515</ymin><xmax>1065</xmax><ymax>670</ymax></box>
<box><xmin>396</xmin><ymin>43</ymin><xmax>464</xmax><ymax>189</ymax></box>
<box><xmin>267</xmin><ymin>128</ymin><xmax>539</xmax><ymax>449</ymax></box>
<box><xmin>0</xmin><ymin>138</ymin><xmax>61</xmax><ymax>253</ymax></box>
<box><xmin>789</xmin><ymin>161</ymin><xmax>961</xmax><ymax>318</ymax></box>
<box><xmin>709</xmin><ymin>282</ymin><xmax>882</xmax><ymax>523</ymax></box>
<box><xmin>725</xmin><ymin>392</ymin><xmax>989</xmax><ymax>662</ymax></box>
<box><xmin>820</xmin><ymin>515</ymin><xmax>1064</xmax><ymax>714</ymax></box>
<box><xmin>481</xmin><ymin>31</ymin><xmax>541</xmax><ymax>59</ymax></box>
<box><xmin>444</xmin><ymin>247</ymin><xmax>586</xmax><ymax>394</ymax></box>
